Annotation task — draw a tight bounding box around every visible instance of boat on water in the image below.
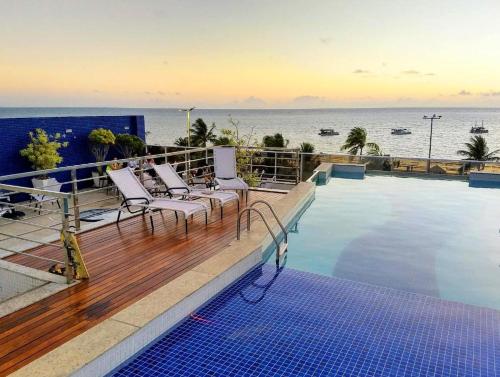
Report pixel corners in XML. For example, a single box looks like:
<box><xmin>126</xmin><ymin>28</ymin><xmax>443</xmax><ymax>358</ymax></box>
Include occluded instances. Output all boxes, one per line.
<box><xmin>470</xmin><ymin>121</ymin><xmax>488</xmax><ymax>134</ymax></box>
<box><xmin>318</xmin><ymin>128</ymin><xmax>339</xmax><ymax>136</ymax></box>
<box><xmin>391</xmin><ymin>128</ymin><xmax>412</xmax><ymax>135</ymax></box>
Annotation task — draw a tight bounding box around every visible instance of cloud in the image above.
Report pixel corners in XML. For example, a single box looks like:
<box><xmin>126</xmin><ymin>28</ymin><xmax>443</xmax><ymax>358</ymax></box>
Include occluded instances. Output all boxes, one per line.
<box><xmin>174</xmin><ymin>92</ymin><xmax>181</xmax><ymax>96</ymax></box>
<box><xmin>353</xmin><ymin>69</ymin><xmax>370</xmax><ymax>74</ymax></box>
<box><xmin>221</xmin><ymin>96</ymin><xmax>266</xmax><ymax>109</ymax></box>
<box><xmin>458</xmin><ymin>90</ymin><xmax>472</xmax><ymax>96</ymax></box>
<box><xmin>291</xmin><ymin>95</ymin><xmax>332</xmax><ymax>108</ymax></box>
<box><xmin>424</xmin><ymin>72</ymin><xmax>436</xmax><ymax>76</ymax></box>
<box><xmin>157</xmin><ymin>91</ymin><xmax>166</xmax><ymax>96</ymax></box>
<box><xmin>162</xmin><ymin>60</ymin><xmax>168</xmax><ymax>65</ymax></box>
<box><xmin>241</xmin><ymin>96</ymin><xmax>266</xmax><ymax>107</ymax></box>
<box><xmin>319</xmin><ymin>37</ymin><xmax>332</xmax><ymax>45</ymax></box>
<box><xmin>402</xmin><ymin>70</ymin><xmax>420</xmax><ymax>75</ymax></box>
<box><xmin>480</xmin><ymin>91</ymin><xmax>500</xmax><ymax>96</ymax></box>
<box><xmin>92</xmin><ymin>89</ymin><xmax>103</xmax><ymax>94</ymax></box>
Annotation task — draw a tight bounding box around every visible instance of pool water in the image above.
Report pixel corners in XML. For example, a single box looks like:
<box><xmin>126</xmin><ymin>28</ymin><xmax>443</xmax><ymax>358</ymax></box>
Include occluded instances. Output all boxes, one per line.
<box><xmin>275</xmin><ymin>174</ymin><xmax>500</xmax><ymax>310</ymax></box>
<box><xmin>111</xmin><ymin>264</ymin><xmax>500</xmax><ymax>377</ymax></box>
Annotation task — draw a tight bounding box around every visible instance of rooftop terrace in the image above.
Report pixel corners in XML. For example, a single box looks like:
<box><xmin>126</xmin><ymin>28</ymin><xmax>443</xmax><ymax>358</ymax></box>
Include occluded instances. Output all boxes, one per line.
<box><xmin>0</xmin><ymin>189</ymin><xmax>284</xmax><ymax>376</ymax></box>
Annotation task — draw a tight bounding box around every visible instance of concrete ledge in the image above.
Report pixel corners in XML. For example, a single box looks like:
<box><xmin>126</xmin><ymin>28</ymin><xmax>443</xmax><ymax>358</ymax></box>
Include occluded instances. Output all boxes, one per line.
<box><xmin>333</xmin><ymin>163</ymin><xmax>366</xmax><ymax>174</ymax></box>
<box><xmin>469</xmin><ymin>171</ymin><xmax>500</xmax><ymax>182</ymax></box>
<box><xmin>0</xmin><ymin>259</ymin><xmax>67</xmax><ymax>284</ymax></box>
<box><xmin>314</xmin><ymin>163</ymin><xmax>333</xmax><ymax>184</ymax></box>
<box><xmin>10</xmin><ymin>182</ymin><xmax>315</xmax><ymax>377</ymax></box>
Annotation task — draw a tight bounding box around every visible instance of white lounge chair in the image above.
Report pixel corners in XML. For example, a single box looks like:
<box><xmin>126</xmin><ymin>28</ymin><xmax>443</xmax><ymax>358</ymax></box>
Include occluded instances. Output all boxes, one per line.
<box><xmin>107</xmin><ymin>168</ymin><xmax>208</xmax><ymax>234</ymax></box>
<box><xmin>153</xmin><ymin>163</ymin><xmax>240</xmax><ymax>219</ymax></box>
<box><xmin>213</xmin><ymin>146</ymin><xmax>249</xmax><ymax>201</ymax></box>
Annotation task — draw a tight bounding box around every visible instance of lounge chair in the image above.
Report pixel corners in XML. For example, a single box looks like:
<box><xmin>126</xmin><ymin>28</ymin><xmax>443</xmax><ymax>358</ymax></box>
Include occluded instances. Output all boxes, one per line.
<box><xmin>107</xmin><ymin>168</ymin><xmax>208</xmax><ymax>234</ymax></box>
<box><xmin>213</xmin><ymin>146</ymin><xmax>249</xmax><ymax>201</ymax></box>
<box><xmin>153</xmin><ymin>163</ymin><xmax>239</xmax><ymax>219</ymax></box>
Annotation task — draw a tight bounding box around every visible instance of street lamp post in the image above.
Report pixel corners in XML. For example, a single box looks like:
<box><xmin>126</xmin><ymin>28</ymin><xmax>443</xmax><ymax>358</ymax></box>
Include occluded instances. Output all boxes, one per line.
<box><xmin>179</xmin><ymin>107</ymin><xmax>195</xmax><ymax>173</ymax></box>
<box><xmin>423</xmin><ymin>114</ymin><xmax>441</xmax><ymax>173</ymax></box>
<box><xmin>179</xmin><ymin>107</ymin><xmax>196</xmax><ymax>147</ymax></box>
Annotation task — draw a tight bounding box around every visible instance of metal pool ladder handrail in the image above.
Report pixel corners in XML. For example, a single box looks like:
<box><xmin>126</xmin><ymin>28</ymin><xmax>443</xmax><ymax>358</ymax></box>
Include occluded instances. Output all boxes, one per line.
<box><xmin>236</xmin><ymin>201</ymin><xmax>288</xmax><ymax>264</ymax></box>
<box><xmin>249</xmin><ymin>200</ymin><xmax>288</xmax><ymax>244</ymax></box>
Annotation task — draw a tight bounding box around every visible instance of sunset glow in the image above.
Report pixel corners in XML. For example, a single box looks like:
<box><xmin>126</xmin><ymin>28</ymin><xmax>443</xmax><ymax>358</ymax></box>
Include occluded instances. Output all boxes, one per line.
<box><xmin>2</xmin><ymin>0</ymin><xmax>500</xmax><ymax>108</ymax></box>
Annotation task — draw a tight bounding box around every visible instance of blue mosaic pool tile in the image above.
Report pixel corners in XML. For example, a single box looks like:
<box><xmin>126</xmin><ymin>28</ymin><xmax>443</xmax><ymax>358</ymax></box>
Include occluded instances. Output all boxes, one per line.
<box><xmin>111</xmin><ymin>264</ymin><xmax>500</xmax><ymax>376</ymax></box>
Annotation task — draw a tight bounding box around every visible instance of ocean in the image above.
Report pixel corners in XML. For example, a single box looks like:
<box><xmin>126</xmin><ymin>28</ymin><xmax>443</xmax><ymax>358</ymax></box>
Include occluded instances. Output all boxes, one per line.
<box><xmin>1</xmin><ymin>107</ymin><xmax>499</xmax><ymax>159</ymax></box>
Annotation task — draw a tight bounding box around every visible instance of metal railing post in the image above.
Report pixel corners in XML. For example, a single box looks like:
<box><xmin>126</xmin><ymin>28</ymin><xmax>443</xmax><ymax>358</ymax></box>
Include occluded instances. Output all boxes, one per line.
<box><xmin>274</xmin><ymin>152</ymin><xmax>277</xmax><ymax>178</ymax></box>
<box><xmin>139</xmin><ymin>159</ymin><xmax>144</xmax><ymax>183</ymax></box>
<box><xmin>71</xmin><ymin>169</ymin><xmax>80</xmax><ymax>231</ymax></box>
<box><xmin>299</xmin><ymin>151</ymin><xmax>303</xmax><ymax>182</ymax></box>
<box><xmin>60</xmin><ymin>197</ymin><xmax>72</xmax><ymax>284</ymax></box>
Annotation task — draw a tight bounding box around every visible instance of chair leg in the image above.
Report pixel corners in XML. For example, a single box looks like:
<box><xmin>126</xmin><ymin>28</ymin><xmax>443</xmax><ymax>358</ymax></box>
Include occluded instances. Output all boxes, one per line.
<box><xmin>210</xmin><ymin>199</ymin><xmax>213</xmax><ymax>210</ymax></box>
<box><xmin>185</xmin><ymin>218</ymin><xmax>188</xmax><ymax>234</ymax></box>
<box><xmin>174</xmin><ymin>211</ymin><xmax>178</xmax><ymax>222</ymax></box>
<box><xmin>205</xmin><ymin>211</ymin><xmax>208</xmax><ymax>225</ymax></box>
<box><xmin>237</xmin><ymin>200</ymin><xmax>240</xmax><ymax>213</ymax></box>
<box><xmin>149</xmin><ymin>213</ymin><xmax>155</xmax><ymax>233</ymax></box>
<box><xmin>220</xmin><ymin>205</ymin><xmax>223</xmax><ymax>219</ymax></box>
<box><xmin>116</xmin><ymin>209</ymin><xmax>122</xmax><ymax>223</ymax></box>
<box><xmin>56</xmin><ymin>200</ymin><xmax>61</xmax><ymax>209</ymax></box>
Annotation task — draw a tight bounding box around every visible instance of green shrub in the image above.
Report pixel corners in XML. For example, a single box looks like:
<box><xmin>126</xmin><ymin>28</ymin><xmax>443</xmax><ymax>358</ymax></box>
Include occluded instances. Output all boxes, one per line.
<box><xmin>20</xmin><ymin>129</ymin><xmax>68</xmax><ymax>176</ymax></box>
<box><xmin>115</xmin><ymin>134</ymin><xmax>145</xmax><ymax>158</ymax></box>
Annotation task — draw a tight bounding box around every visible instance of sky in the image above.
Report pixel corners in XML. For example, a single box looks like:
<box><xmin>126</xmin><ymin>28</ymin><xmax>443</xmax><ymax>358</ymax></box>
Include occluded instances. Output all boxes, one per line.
<box><xmin>2</xmin><ymin>0</ymin><xmax>500</xmax><ymax>108</ymax></box>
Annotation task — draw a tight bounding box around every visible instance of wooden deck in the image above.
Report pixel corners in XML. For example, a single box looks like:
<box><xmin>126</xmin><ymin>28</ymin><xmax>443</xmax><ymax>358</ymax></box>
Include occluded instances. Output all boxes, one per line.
<box><xmin>0</xmin><ymin>190</ymin><xmax>284</xmax><ymax>376</ymax></box>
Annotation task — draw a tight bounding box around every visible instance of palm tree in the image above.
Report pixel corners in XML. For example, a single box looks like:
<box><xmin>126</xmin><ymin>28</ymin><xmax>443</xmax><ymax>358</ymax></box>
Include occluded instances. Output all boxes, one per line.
<box><xmin>174</xmin><ymin>136</ymin><xmax>189</xmax><ymax>147</ymax></box>
<box><xmin>457</xmin><ymin>136</ymin><xmax>499</xmax><ymax>170</ymax></box>
<box><xmin>300</xmin><ymin>142</ymin><xmax>315</xmax><ymax>154</ymax></box>
<box><xmin>341</xmin><ymin>127</ymin><xmax>379</xmax><ymax>156</ymax></box>
<box><xmin>191</xmin><ymin>118</ymin><xmax>217</xmax><ymax>147</ymax></box>
<box><xmin>262</xmin><ymin>133</ymin><xmax>289</xmax><ymax>148</ymax></box>
<box><xmin>457</xmin><ymin>136</ymin><xmax>499</xmax><ymax>160</ymax></box>
<box><xmin>366</xmin><ymin>143</ymin><xmax>384</xmax><ymax>156</ymax></box>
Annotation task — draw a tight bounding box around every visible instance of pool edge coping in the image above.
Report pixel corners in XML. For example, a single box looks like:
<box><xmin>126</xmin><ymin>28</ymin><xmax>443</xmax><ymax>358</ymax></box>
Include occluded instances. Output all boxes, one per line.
<box><xmin>9</xmin><ymin>182</ymin><xmax>315</xmax><ymax>377</ymax></box>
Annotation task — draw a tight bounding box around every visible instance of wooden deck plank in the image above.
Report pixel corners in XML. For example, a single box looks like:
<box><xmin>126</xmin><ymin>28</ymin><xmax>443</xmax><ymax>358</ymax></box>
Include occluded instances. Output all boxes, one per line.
<box><xmin>0</xmin><ymin>191</ymin><xmax>284</xmax><ymax>376</ymax></box>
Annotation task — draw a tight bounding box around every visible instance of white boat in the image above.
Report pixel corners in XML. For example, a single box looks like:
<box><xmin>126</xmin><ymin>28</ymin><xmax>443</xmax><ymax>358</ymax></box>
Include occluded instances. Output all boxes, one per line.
<box><xmin>470</xmin><ymin>122</ymin><xmax>488</xmax><ymax>134</ymax></box>
<box><xmin>318</xmin><ymin>128</ymin><xmax>339</xmax><ymax>136</ymax></box>
<box><xmin>391</xmin><ymin>128</ymin><xmax>412</xmax><ymax>135</ymax></box>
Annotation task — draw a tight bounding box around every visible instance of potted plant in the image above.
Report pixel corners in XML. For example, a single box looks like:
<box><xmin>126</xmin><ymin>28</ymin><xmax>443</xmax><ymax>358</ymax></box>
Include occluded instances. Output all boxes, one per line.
<box><xmin>20</xmin><ymin>128</ymin><xmax>68</xmax><ymax>187</ymax></box>
<box><xmin>114</xmin><ymin>134</ymin><xmax>145</xmax><ymax>158</ymax></box>
<box><xmin>88</xmin><ymin>128</ymin><xmax>116</xmax><ymax>186</ymax></box>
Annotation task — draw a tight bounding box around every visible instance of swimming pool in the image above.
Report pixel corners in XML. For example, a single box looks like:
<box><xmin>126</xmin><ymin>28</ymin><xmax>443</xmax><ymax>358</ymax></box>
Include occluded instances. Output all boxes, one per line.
<box><xmin>274</xmin><ymin>174</ymin><xmax>500</xmax><ymax>310</ymax></box>
<box><xmin>110</xmin><ymin>176</ymin><xmax>500</xmax><ymax>376</ymax></box>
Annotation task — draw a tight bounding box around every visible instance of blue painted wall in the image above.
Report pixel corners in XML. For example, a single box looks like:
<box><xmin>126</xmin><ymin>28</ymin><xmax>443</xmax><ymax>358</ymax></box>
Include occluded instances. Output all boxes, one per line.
<box><xmin>0</xmin><ymin>115</ymin><xmax>145</xmax><ymax>191</ymax></box>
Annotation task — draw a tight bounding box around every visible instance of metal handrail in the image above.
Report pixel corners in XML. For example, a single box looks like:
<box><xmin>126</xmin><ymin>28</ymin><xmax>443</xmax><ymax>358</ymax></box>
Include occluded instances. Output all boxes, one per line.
<box><xmin>249</xmin><ymin>200</ymin><xmax>288</xmax><ymax>244</ymax></box>
<box><xmin>0</xmin><ymin>147</ymin><xmax>212</xmax><ymax>182</ymax></box>
<box><xmin>237</xmin><ymin>207</ymin><xmax>281</xmax><ymax>263</ymax></box>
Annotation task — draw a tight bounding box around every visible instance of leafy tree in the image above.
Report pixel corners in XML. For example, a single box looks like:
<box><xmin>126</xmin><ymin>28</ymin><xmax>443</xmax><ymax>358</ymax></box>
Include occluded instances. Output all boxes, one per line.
<box><xmin>262</xmin><ymin>133</ymin><xmax>289</xmax><ymax>148</ymax></box>
<box><xmin>341</xmin><ymin>127</ymin><xmax>379</xmax><ymax>156</ymax></box>
<box><xmin>191</xmin><ymin>118</ymin><xmax>217</xmax><ymax>147</ymax></box>
<box><xmin>20</xmin><ymin>128</ymin><xmax>68</xmax><ymax>176</ymax></box>
<box><xmin>214</xmin><ymin>117</ymin><xmax>263</xmax><ymax>186</ymax></box>
<box><xmin>115</xmin><ymin>134</ymin><xmax>145</xmax><ymax>158</ymax></box>
<box><xmin>88</xmin><ymin>128</ymin><xmax>115</xmax><ymax>173</ymax></box>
